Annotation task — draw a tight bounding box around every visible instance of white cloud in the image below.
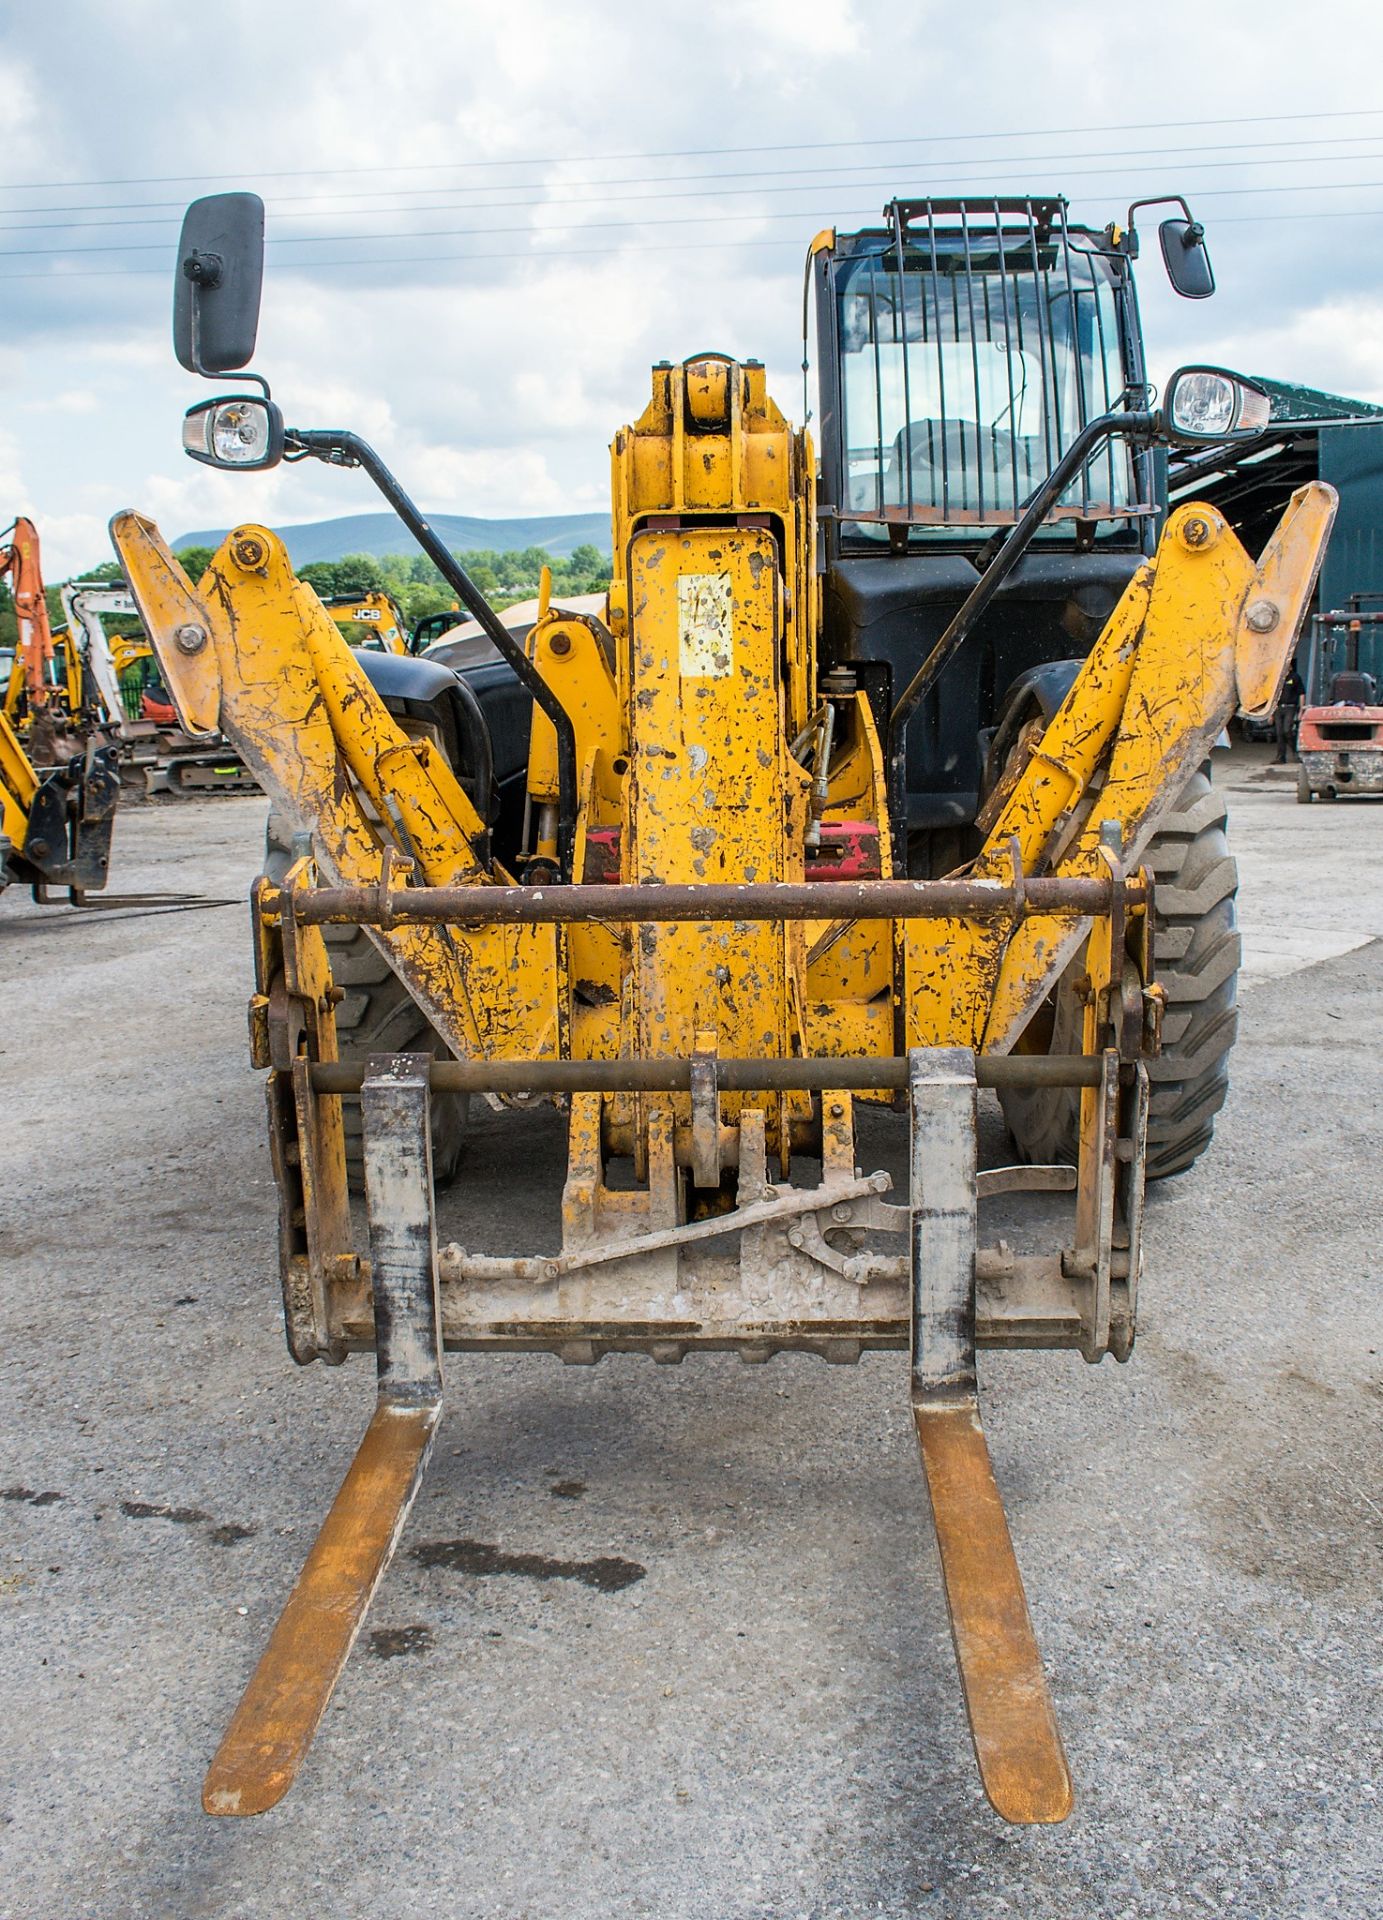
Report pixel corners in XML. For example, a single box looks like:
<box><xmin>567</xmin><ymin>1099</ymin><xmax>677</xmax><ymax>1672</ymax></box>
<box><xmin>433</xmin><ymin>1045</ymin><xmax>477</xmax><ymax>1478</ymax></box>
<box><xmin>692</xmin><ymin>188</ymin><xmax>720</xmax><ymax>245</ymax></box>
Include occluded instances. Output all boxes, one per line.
<box><xmin>1</xmin><ymin>0</ymin><xmax>1379</xmax><ymax>575</ymax></box>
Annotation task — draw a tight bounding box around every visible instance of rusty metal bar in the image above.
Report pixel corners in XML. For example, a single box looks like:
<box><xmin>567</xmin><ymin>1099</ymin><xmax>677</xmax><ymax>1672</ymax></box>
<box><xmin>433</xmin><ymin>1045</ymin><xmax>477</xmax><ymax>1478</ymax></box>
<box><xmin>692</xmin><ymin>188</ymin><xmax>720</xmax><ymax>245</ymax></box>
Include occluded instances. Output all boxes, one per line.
<box><xmin>909</xmin><ymin>1049</ymin><xmax>979</xmax><ymax>1399</ymax></box>
<box><xmin>274</xmin><ymin>872</ymin><xmax>1141</xmax><ymax>929</ymax></box>
<box><xmin>913</xmin><ymin>1401</ymin><xmax>1074</xmax><ymax>1822</ymax></box>
<box><xmin>203</xmin><ymin>1056</ymin><xmax>444</xmax><ymax>1816</ymax></box>
<box><xmin>308</xmin><ymin>1052</ymin><xmax>1107</xmax><ymax>1098</ymax></box>
<box><xmin>907</xmin><ymin>1050</ymin><xmax>1074</xmax><ymax>1825</ymax></box>
<box><xmin>202</xmin><ymin>1401</ymin><xmax>439</xmax><ymax>1815</ymax></box>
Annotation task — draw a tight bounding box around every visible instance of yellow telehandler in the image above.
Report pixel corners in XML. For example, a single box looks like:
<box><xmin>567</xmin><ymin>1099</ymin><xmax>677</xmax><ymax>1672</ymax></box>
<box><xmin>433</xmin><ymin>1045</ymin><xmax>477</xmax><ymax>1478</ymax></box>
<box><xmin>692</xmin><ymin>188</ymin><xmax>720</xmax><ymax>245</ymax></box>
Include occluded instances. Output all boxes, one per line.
<box><xmin>113</xmin><ymin>189</ymin><xmax>1332</xmax><ymax>1823</ymax></box>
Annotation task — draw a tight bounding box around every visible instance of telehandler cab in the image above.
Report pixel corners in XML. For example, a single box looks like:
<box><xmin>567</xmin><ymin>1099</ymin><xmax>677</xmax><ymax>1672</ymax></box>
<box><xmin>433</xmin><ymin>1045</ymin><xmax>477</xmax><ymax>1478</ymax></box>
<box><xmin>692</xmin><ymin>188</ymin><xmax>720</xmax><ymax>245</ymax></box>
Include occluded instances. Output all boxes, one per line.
<box><xmin>113</xmin><ymin>187</ymin><xmax>1333</xmax><ymax>1822</ymax></box>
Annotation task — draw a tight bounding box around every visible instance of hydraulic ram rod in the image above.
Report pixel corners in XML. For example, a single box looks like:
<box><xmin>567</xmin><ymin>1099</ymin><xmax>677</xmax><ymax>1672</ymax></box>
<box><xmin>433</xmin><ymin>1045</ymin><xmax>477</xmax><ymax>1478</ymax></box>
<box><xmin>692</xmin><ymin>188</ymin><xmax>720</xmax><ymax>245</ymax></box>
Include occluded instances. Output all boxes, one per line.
<box><xmin>308</xmin><ymin>1053</ymin><xmax>1107</xmax><ymax>1096</ymax></box>
<box><xmin>273</xmin><ymin>873</ymin><xmax>1142</xmax><ymax>928</ymax></box>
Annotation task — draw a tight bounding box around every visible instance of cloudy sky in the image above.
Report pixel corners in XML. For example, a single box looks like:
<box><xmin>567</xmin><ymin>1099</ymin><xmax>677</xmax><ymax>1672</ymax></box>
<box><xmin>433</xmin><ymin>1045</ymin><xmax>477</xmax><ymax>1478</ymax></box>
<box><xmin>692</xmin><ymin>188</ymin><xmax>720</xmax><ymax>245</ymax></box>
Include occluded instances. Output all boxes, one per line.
<box><xmin>3</xmin><ymin>0</ymin><xmax>1382</xmax><ymax>574</ymax></box>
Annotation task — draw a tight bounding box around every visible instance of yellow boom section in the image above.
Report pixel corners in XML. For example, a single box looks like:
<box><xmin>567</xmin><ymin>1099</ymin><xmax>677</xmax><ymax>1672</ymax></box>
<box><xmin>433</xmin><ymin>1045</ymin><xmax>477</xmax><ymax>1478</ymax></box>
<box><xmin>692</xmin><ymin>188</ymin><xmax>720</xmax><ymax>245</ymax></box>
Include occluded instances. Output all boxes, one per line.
<box><xmin>110</xmin><ymin>513</ymin><xmax>561</xmax><ymax>1064</ymax></box>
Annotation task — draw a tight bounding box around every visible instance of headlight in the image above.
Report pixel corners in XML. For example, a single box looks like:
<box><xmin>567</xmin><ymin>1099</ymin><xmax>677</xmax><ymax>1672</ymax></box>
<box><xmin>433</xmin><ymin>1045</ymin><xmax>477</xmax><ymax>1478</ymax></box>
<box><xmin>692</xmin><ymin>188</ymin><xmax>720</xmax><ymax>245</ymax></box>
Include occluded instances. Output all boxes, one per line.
<box><xmin>182</xmin><ymin>394</ymin><xmax>285</xmax><ymax>469</ymax></box>
<box><xmin>1164</xmin><ymin>366</ymin><xmax>1271</xmax><ymax>445</ymax></box>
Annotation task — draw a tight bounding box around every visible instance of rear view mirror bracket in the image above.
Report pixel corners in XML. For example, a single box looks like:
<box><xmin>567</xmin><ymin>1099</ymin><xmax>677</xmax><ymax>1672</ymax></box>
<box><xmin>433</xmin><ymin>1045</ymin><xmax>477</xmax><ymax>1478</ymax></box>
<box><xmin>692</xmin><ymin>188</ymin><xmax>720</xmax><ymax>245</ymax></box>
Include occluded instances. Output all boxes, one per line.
<box><xmin>173</xmin><ymin>192</ymin><xmax>270</xmax><ymax>385</ymax></box>
<box><xmin>1122</xmin><ymin>194</ymin><xmax>1215</xmax><ymax>300</ymax></box>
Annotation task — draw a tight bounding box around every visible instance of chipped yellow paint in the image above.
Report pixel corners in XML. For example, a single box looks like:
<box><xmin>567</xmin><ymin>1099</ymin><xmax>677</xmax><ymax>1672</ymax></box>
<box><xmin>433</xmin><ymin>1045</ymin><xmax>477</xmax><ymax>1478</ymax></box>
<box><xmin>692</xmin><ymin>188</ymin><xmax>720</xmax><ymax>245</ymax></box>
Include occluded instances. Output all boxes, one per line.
<box><xmin>983</xmin><ymin>485</ymin><xmax>1336</xmax><ymax>1053</ymax></box>
<box><xmin>610</xmin><ymin>357</ymin><xmax>818</xmax><ymax>742</ymax></box>
<box><xmin>110</xmin><ymin>512</ymin><xmax>560</xmax><ymax>1065</ymax></box>
<box><xmin>280</xmin><ymin>888</ymin><xmax>352</xmax><ymax>1325</ymax></box>
<box><xmin>625</xmin><ymin>524</ymin><xmax>809</xmax><ymax>1142</ymax></box>
<box><xmin>978</xmin><ymin>568</ymin><xmax>1153</xmax><ymax>871</ymax></box>
<box><xmin>902</xmin><ymin>837</ymin><xmax>1024</xmax><ymax>1050</ymax></box>
<box><xmin>894</xmin><ymin>566</ymin><xmax>1153</xmax><ymax>1048</ymax></box>
<box><xmin>1235</xmin><ymin>484</ymin><xmax>1337</xmax><ymax>714</ymax></box>
<box><xmin>0</xmin><ymin>706</ymin><xmax>38</xmax><ymax>844</ymax></box>
<box><xmin>803</xmin><ymin>688</ymin><xmax>896</xmax><ymax>1033</ymax></box>
<box><xmin>107</xmin><ymin>414</ymin><xmax>1333</xmax><ymax>1200</ymax></box>
<box><xmin>526</xmin><ymin>612</ymin><xmax>624</xmax><ymax>810</ymax></box>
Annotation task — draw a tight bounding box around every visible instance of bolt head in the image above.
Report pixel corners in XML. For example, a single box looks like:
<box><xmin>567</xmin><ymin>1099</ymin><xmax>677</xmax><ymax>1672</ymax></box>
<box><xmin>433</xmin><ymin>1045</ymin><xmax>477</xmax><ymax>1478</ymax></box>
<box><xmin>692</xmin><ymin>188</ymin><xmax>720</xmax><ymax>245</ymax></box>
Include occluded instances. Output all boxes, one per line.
<box><xmin>231</xmin><ymin>535</ymin><xmax>268</xmax><ymax>569</ymax></box>
<box><xmin>1245</xmin><ymin>599</ymin><xmax>1280</xmax><ymax>634</ymax></box>
<box><xmin>174</xmin><ymin>623</ymin><xmax>207</xmax><ymax>654</ymax></box>
<box><xmin>1180</xmin><ymin>514</ymin><xmax>1214</xmax><ymax>550</ymax></box>
<box><xmin>548</xmin><ymin>631</ymin><xmax>572</xmax><ymax>657</ymax></box>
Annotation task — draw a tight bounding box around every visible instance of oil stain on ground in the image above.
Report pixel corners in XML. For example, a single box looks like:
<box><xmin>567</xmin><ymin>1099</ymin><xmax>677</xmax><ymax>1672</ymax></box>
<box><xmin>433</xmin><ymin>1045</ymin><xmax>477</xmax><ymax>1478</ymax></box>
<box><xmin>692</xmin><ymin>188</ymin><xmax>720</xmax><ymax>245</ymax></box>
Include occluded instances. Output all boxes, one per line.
<box><xmin>206</xmin><ymin>1522</ymin><xmax>257</xmax><ymax>1546</ymax></box>
<box><xmin>369</xmin><ymin>1624</ymin><xmax>434</xmax><ymax>1659</ymax></box>
<box><xmin>413</xmin><ymin>1537</ymin><xmax>645</xmax><ymax>1592</ymax></box>
<box><xmin>119</xmin><ymin>1500</ymin><xmax>209</xmax><ymax>1524</ymax></box>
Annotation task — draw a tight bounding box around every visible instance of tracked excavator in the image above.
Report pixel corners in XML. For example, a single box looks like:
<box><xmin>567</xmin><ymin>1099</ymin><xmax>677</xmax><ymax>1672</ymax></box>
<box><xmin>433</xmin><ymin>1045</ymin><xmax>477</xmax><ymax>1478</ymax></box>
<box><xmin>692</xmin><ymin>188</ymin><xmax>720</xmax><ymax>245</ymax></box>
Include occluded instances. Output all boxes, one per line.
<box><xmin>1</xmin><ymin>518</ymin><xmax>120</xmax><ymax>898</ymax></box>
<box><xmin>113</xmin><ymin>189</ymin><xmax>1333</xmax><ymax>1822</ymax></box>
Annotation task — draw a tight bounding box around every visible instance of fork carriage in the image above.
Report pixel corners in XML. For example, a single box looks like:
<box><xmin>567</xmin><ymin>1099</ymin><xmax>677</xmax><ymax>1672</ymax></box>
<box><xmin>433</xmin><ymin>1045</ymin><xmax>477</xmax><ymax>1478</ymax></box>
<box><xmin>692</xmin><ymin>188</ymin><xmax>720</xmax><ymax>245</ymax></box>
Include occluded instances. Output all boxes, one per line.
<box><xmin>232</xmin><ymin>855</ymin><xmax>1155</xmax><ymax>1825</ymax></box>
<box><xmin>260</xmin><ymin>864</ymin><xmax>1152</xmax><ymax>1375</ymax></box>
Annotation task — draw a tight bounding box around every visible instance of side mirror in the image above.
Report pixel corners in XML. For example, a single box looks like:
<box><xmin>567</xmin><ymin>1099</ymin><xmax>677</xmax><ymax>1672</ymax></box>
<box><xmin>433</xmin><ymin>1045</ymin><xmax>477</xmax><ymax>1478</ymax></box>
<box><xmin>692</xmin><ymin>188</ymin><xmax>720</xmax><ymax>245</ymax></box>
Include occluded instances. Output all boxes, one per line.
<box><xmin>1162</xmin><ymin>366</ymin><xmax>1270</xmax><ymax>445</ymax></box>
<box><xmin>173</xmin><ymin>192</ymin><xmax>266</xmax><ymax>374</ymax></box>
<box><xmin>1159</xmin><ymin>217</ymin><xmax>1215</xmax><ymax>300</ymax></box>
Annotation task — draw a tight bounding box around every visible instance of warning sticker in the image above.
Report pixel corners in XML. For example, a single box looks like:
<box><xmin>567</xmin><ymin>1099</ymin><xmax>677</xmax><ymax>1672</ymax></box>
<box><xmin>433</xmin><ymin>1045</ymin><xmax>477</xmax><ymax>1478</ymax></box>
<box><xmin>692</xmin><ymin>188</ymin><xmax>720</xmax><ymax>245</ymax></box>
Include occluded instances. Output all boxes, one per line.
<box><xmin>677</xmin><ymin>572</ymin><xmax>733</xmax><ymax>678</ymax></box>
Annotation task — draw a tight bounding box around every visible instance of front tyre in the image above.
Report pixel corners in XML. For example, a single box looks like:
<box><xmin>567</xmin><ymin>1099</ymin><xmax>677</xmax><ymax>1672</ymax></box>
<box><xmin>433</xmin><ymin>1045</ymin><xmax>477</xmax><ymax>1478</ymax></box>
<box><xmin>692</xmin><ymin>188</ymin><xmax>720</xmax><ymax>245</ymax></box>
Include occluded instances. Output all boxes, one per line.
<box><xmin>1000</xmin><ymin>768</ymin><xmax>1239</xmax><ymax>1181</ymax></box>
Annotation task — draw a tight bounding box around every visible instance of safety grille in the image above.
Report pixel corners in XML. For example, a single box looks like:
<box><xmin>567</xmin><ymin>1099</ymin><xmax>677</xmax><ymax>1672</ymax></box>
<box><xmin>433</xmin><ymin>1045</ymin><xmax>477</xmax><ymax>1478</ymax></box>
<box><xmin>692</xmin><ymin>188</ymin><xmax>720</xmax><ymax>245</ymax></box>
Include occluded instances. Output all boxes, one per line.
<box><xmin>835</xmin><ymin>197</ymin><xmax>1148</xmax><ymax>531</ymax></box>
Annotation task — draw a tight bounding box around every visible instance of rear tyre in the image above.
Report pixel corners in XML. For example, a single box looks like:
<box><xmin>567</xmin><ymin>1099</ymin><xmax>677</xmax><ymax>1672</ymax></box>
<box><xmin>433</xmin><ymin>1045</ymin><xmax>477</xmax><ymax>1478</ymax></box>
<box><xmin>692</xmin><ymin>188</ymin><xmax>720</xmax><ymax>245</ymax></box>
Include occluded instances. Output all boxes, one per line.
<box><xmin>263</xmin><ymin>822</ymin><xmax>468</xmax><ymax>1189</ymax></box>
<box><xmin>1296</xmin><ymin>764</ymin><xmax>1314</xmax><ymax>804</ymax></box>
<box><xmin>1000</xmin><ymin>767</ymin><xmax>1239</xmax><ymax>1181</ymax></box>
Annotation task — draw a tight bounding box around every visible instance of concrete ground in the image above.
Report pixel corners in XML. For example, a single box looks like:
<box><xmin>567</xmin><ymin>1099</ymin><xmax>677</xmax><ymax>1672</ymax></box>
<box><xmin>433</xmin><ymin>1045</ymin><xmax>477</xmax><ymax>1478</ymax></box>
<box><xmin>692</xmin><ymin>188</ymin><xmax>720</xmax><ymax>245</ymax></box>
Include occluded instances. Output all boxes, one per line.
<box><xmin>1</xmin><ymin>749</ymin><xmax>1380</xmax><ymax>1920</ymax></box>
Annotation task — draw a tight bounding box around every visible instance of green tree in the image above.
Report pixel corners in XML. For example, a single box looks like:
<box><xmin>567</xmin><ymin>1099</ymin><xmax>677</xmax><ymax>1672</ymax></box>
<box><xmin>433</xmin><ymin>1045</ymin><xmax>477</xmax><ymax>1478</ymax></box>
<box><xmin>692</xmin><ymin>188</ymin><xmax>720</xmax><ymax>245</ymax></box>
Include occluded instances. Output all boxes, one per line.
<box><xmin>332</xmin><ymin>553</ymin><xmax>386</xmax><ymax>597</ymax></box>
<box><xmin>299</xmin><ymin>560</ymin><xmax>341</xmax><ymax>597</ymax></box>
<box><xmin>174</xmin><ymin>544</ymin><xmax>216</xmax><ymax>582</ymax></box>
<box><xmin>287</xmin><ymin>544</ymin><xmax>612</xmax><ymax>622</ymax></box>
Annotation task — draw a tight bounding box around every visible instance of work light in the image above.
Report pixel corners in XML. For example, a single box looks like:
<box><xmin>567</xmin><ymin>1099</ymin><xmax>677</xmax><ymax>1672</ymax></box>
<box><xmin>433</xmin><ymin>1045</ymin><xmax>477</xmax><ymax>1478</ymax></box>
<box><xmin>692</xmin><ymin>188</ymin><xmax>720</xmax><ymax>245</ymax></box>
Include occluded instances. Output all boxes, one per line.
<box><xmin>182</xmin><ymin>395</ymin><xmax>285</xmax><ymax>469</ymax></box>
<box><xmin>1164</xmin><ymin>367</ymin><xmax>1271</xmax><ymax>444</ymax></box>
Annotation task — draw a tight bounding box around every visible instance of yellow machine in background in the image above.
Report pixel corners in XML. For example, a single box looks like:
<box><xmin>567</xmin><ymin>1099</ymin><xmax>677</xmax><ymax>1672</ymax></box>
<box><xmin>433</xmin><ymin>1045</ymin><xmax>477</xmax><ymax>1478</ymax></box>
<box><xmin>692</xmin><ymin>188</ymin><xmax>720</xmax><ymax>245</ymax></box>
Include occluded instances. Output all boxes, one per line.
<box><xmin>0</xmin><ymin>701</ymin><xmax>120</xmax><ymax>898</ymax></box>
<box><xmin>2</xmin><ymin>627</ymin><xmax>84</xmax><ymax>735</ymax></box>
<box><xmin>58</xmin><ymin>579</ymin><xmax>255</xmax><ymax>794</ymax></box>
<box><xmin>318</xmin><ymin>587</ymin><xmax>411</xmax><ymax>654</ymax></box>
<box><xmin>115</xmin><ymin>188</ymin><xmax>1334</xmax><ymax>1825</ymax></box>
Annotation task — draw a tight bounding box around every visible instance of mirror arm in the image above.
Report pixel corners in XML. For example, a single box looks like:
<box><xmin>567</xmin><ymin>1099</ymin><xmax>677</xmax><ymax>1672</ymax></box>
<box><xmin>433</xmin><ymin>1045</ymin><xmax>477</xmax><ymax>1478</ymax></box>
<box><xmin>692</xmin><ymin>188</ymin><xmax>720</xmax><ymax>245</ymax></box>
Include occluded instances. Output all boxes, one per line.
<box><xmin>286</xmin><ymin>427</ymin><xmax>579</xmax><ymax>878</ymax></box>
<box><xmin>182</xmin><ymin>263</ymin><xmax>271</xmax><ymax>396</ymax></box>
<box><xmin>1125</xmin><ymin>192</ymin><xmax>1193</xmax><ymax>234</ymax></box>
<box><xmin>884</xmin><ymin>408</ymin><xmax>1157</xmax><ymax>852</ymax></box>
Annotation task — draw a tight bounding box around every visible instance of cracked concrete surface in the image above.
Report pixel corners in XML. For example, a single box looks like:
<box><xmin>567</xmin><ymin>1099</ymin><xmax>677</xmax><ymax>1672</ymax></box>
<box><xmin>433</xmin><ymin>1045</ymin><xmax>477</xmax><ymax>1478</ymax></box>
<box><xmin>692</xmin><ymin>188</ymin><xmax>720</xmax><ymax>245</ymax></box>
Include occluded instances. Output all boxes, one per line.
<box><xmin>1</xmin><ymin>754</ymin><xmax>1379</xmax><ymax>1920</ymax></box>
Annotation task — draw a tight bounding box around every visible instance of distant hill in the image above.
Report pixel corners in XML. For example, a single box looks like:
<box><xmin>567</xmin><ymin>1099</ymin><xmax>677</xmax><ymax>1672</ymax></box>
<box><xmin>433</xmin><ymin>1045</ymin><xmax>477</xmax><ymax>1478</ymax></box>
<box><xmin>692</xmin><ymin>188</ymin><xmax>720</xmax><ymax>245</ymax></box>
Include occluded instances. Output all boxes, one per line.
<box><xmin>173</xmin><ymin>510</ymin><xmax>611</xmax><ymax>566</ymax></box>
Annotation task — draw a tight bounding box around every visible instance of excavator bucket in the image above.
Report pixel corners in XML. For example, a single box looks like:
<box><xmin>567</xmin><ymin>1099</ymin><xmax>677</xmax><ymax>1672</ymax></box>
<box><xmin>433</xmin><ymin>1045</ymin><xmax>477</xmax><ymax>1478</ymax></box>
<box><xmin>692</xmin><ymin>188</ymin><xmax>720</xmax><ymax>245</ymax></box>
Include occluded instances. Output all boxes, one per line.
<box><xmin>112</xmin><ymin>344</ymin><xmax>1334</xmax><ymax>1825</ymax></box>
